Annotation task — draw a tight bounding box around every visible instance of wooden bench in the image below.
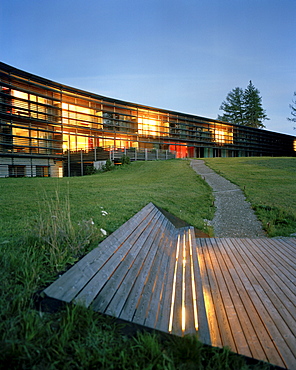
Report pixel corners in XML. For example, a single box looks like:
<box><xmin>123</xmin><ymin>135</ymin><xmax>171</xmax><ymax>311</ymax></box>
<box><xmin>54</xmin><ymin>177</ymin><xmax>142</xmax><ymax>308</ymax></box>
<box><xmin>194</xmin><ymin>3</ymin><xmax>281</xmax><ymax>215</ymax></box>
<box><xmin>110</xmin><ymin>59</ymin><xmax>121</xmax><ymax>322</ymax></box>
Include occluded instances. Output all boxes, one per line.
<box><xmin>43</xmin><ymin>202</ymin><xmax>210</xmax><ymax>341</ymax></box>
<box><xmin>43</xmin><ymin>203</ymin><xmax>296</xmax><ymax>369</ymax></box>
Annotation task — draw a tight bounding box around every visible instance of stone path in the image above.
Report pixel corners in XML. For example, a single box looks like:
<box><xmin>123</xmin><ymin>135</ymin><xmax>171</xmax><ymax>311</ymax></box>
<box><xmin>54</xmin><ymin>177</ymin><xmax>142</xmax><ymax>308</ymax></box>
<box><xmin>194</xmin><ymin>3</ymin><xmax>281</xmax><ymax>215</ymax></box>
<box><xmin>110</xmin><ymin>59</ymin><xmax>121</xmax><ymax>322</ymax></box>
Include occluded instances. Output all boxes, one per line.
<box><xmin>190</xmin><ymin>160</ymin><xmax>266</xmax><ymax>238</ymax></box>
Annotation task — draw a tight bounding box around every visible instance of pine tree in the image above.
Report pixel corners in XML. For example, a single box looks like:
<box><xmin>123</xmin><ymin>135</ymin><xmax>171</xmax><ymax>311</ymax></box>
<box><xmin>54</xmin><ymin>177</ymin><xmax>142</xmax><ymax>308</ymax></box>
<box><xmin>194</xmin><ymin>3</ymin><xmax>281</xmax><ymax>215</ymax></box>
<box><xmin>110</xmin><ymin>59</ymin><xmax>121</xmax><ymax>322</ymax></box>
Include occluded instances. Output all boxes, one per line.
<box><xmin>218</xmin><ymin>81</ymin><xmax>269</xmax><ymax>129</ymax></box>
<box><xmin>288</xmin><ymin>91</ymin><xmax>296</xmax><ymax>126</ymax></box>
<box><xmin>218</xmin><ymin>87</ymin><xmax>245</xmax><ymax>125</ymax></box>
<box><xmin>243</xmin><ymin>81</ymin><xmax>268</xmax><ymax>128</ymax></box>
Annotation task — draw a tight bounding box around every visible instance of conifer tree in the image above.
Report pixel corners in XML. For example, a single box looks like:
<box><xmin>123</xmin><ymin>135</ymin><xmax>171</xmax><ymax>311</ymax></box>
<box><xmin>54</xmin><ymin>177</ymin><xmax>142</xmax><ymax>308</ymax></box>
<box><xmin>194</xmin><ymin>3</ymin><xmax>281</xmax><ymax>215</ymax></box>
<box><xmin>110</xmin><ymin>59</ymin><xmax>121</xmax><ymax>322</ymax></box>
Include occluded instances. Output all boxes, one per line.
<box><xmin>218</xmin><ymin>87</ymin><xmax>245</xmax><ymax>125</ymax></box>
<box><xmin>288</xmin><ymin>91</ymin><xmax>296</xmax><ymax>126</ymax></box>
<box><xmin>218</xmin><ymin>81</ymin><xmax>269</xmax><ymax>128</ymax></box>
<box><xmin>243</xmin><ymin>81</ymin><xmax>268</xmax><ymax>128</ymax></box>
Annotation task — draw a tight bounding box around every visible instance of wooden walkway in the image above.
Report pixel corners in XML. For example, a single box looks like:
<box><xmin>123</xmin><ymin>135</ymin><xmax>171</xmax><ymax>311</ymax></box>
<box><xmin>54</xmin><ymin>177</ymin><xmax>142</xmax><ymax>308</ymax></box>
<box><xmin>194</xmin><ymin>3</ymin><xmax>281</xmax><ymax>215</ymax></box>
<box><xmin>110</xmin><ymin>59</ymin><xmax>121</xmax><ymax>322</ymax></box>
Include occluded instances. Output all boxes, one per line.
<box><xmin>43</xmin><ymin>203</ymin><xmax>296</xmax><ymax>369</ymax></box>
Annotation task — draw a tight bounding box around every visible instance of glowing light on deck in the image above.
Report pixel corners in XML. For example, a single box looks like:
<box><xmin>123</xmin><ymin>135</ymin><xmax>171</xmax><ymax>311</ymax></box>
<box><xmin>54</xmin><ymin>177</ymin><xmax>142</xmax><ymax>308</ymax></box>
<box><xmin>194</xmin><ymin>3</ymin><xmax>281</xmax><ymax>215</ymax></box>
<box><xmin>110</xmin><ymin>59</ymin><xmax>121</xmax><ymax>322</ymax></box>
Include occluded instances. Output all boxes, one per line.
<box><xmin>182</xmin><ymin>231</ymin><xmax>186</xmax><ymax>332</ymax></box>
<box><xmin>168</xmin><ymin>234</ymin><xmax>180</xmax><ymax>333</ymax></box>
<box><xmin>189</xmin><ymin>229</ymin><xmax>199</xmax><ymax>330</ymax></box>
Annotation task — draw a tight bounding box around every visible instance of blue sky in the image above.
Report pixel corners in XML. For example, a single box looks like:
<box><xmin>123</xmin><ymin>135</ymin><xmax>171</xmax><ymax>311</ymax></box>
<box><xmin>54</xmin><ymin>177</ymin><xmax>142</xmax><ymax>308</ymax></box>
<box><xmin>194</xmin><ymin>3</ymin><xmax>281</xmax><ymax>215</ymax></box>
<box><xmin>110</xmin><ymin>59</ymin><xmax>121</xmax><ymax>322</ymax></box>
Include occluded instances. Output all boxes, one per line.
<box><xmin>1</xmin><ymin>0</ymin><xmax>295</xmax><ymax>135</ymax></box>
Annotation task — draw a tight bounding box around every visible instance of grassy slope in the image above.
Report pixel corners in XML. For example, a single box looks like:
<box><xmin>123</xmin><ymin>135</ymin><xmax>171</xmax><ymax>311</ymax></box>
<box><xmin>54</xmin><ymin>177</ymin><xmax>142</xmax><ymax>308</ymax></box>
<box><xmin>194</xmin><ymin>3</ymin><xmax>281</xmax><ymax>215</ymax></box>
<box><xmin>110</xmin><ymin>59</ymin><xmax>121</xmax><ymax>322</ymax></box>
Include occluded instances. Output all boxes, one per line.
<box><xmin>205</xmin><ymin>157</ymin><xmax>296</xmax><ymax>236</ymax></box>
<box><xmin>1</xmin><ymin>159</ymin><xmax>285</xmax><ymax>368</ymax></box>
<box><xmin>0</xmin><ymin>159</ymin><xmax>295</xmax><ymax>369</ymax></box>
<box><xmin>5</xmin><ymin>160</ymin><xmax>257</xmax><ymax>370</ymax></box>
<box><xmin>0</xmin><ymin>160</ymin><xmax>214</xmax><ymax>243</ymax></box>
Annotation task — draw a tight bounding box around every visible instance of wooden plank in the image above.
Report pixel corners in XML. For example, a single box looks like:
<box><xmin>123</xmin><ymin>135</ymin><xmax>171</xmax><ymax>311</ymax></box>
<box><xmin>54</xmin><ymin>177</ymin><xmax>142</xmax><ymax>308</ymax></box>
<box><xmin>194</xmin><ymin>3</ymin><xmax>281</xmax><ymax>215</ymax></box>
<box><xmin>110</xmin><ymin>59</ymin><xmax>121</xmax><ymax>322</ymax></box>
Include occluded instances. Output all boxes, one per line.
<box><xmin>226</xmin><ymin>238</ymin><xmax>292</xmax><ymax>369</ymax></box>
<box><xmin>43</xmin><ymin>202</ymin><xmax>156</xmax><ymax>302</ymax></box>
<box><xmin>269</xmin><ymin>238</ymin><xmax>296</xmax><ymax>257</ymax></box>
<box><xmin>104</xmin><ymin>212</ymin><xmax>168</xmax><ymax>318</ymax></box>
<box><xmin>238</xmin><ymin>239</ymin><xmax>296</xmax><ymax>338</ymax></box>
<box><xmin>154</xmin><ymin>229</ymin><xmax>179</xmax><ymax>333</ymax></box>
<box><xmin>191</xmin><ymin>230</ymin><xmax>211</xmax><ymax>345</ymax></box>
<box><xmin>91</xmin><ymin>210</ymin><xmax>165</xmax><ymax>315</ymax></box>
<box><xmin>143</xmin><ymin>221</ymin><xmax>176</xmax><ymax>329</ymax></box>
<box><xmin>183</xmin><ymin>228</ymin><xmax>196</xmax><ymax>335</ymax></box>
<box><xmin>199</xmin><ymin>238</ymin><xmax>237</xmax><ymax>350</ymax></box>
<box><xmin>77</xmin><ymin>207</ymin><xmax>162</xmax><ymax>308</ymax></box>
<box><xmin>119</xmin><ymin>217</ymin><xmax>172</xmax><ymax>323</ymax></box>
<box><xmin>277</xmin><ymin>237</ymin><xmax>296</xmax><ymax>251</ymax></box>
<box><xmin>218</xmin><ymin>238</ymin><xmax>286</xmax><ymax>368</ymax></box>
<box><xmin>256</xmin><ymin>238</ymin><xmax>296</xmax><ymax>280</ymax></box>
<box><xmin>170</xmin><ymin>230</ymin><xmax>184</xmax><ymax>336</ymax></box>
<box><xmin>196</xmin><ymin>237</ymin><xmax>221</xmax><ymax>347</ymax></box>
<box><xmin>227</xmin><ymin>238</ymin><xmax>288</xmax><ymax>368</ymax></box>
<box><xmin>241</xmin><ymin>239</ymin><xmax>296</xmax><ymax>319</ymax></box>
<box><xmin>131</xmin><ymin>221</ymin><xmax>175</xmax><ymax>327</ymax></box>
<box><xmin>216</xmin><ymin>238</ymin><xmax>270</xmax><ymax>362</ymax></box>
<box><xmin>207</xmin><ymin>238</ymin><xmax>249</xmax><ymax>355</ymax></box>
<box><xmin>208</xmin><ymin>238</ymin><xmax>253</xmax><ymax>358</ymax></box>
<box><xmin>100</xmin><ymin>202</ymin><xmax>156</xmax><ymax>245</ymax></box>
<box><xmin>254</xmin><ymin>238</ymin><xmax>296</xmax><ymax>274</ymax></box>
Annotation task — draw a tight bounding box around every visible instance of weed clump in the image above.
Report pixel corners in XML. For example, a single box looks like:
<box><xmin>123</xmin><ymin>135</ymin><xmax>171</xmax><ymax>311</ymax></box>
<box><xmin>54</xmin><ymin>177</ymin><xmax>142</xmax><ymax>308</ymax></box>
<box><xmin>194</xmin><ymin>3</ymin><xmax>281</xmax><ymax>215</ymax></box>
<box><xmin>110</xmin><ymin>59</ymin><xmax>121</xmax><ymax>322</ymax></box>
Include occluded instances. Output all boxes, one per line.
<box><xmin>31</xmin><ymin>190</ymin><xmax>99</xmax><ymax>273</ymax></box>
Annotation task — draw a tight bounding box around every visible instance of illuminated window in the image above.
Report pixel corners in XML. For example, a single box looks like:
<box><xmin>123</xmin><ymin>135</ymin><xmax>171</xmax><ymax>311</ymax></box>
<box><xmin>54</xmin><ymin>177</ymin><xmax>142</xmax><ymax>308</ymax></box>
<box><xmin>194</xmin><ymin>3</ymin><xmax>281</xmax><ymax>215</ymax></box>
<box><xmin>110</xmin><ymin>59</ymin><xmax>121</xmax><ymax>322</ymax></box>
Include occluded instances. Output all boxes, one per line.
<box><xmin>214</xmin><ymin>125</ymin><xmax>233</xmax><ymax>145</ymax></box>
<box><xmin>13</xmin><ymin>127</ymin><xmax>29</xmax><ymax>150</ymax></box>
<box><xmin>76</xmin><ymin>135</ymin><xmax>88</xmax><ymax>150</ymax></box>
<box><xmin>11</xmin><ymin>90</ymin><xmax>29</xmax><ymax>116</ymax></box>
<box><xmin>62</xmin><ymin>103</ymin><xmax>94</xmax><ymax>126</ymax></box>
<box><xmin>138</xmin><ymin>116</ymin><xmax>169</xmax><ymax>137</ymax></box>
<box><xmin>294</xmin><ymin>140</ymin><xmax>296</xmax><ymax>151</ymax></box>
<box><xmin>12</xmin><ymin>90</ymin><xmax>28</xmax><ymax>100</ymax></box>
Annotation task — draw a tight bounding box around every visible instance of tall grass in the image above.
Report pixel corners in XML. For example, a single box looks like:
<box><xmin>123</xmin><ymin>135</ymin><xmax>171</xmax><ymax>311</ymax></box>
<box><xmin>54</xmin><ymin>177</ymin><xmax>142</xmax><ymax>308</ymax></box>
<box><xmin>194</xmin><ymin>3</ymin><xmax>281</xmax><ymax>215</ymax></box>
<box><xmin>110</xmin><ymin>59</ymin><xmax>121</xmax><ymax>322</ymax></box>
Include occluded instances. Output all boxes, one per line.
<box><xmin>205</xmin><ymin>157</ymin><xmax>296</xmax><ymax>237</ymax></box>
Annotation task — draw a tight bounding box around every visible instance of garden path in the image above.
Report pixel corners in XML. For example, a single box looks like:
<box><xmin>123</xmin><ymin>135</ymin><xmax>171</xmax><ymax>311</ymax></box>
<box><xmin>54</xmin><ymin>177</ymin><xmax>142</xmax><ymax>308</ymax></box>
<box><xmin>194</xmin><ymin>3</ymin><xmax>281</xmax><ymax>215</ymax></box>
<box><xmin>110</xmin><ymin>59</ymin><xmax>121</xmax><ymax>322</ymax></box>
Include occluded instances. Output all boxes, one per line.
<box><xmin>190</xmin><ymin>159</ymin><xmax>266</xmax><ymax>238</ymax></box>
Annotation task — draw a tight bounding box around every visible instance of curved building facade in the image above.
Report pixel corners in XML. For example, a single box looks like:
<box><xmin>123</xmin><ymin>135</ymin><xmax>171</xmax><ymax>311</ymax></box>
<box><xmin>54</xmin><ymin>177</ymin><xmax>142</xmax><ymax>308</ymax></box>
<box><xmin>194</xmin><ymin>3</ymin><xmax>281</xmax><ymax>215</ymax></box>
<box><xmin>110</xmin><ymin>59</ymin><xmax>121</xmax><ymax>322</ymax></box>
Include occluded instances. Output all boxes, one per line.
<box><xmin>0</xmin><ymin>62</ymin><xmax>295</xmax><ymax>177</ymax></box>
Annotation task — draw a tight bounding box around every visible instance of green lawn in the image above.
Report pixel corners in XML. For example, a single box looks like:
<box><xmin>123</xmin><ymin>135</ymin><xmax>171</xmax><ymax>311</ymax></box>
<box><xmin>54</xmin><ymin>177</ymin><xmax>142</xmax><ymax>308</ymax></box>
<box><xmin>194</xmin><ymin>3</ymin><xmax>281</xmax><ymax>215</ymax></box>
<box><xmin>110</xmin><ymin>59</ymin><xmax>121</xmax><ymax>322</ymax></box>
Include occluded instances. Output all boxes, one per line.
<box><xmin>204</xmin><ymin>157</ymin><xmax>296</xmax><ymax>236</ymax></box>
<box><xmin>0</xmin><ymin>158</ymin><xmax>285</xmax><ymax>369</ymax></box>
<box><xmin>0</xmin><ymin>160</ymin><xmax>214</xmax><ymax>244</ymax></box>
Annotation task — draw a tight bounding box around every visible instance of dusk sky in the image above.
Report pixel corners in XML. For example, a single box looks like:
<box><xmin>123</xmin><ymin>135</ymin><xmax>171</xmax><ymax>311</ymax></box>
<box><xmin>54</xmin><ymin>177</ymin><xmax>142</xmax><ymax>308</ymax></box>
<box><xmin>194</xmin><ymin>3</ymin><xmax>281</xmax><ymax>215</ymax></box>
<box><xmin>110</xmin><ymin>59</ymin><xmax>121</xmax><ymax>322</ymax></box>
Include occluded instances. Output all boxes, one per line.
<box><xmin>1</xmin><ymin>0</ymin><xmax>295</xmax><ymax>135</ymax></box>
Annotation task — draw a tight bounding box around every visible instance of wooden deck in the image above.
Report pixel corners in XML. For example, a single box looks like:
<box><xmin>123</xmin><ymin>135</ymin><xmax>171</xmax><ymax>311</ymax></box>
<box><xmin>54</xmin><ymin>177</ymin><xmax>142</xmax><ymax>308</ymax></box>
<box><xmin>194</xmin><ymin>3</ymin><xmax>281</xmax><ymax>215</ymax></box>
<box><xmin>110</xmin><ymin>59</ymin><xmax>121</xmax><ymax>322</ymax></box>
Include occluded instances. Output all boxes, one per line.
<box><xmin>43</xmin><ymin>203</ymin><xmax>296</xmax><ymax>369</ymax></box>
<box><xmin>197</xmin><ymin>237</ymin><xmax>296</xmax><ymax>369</ymax></box>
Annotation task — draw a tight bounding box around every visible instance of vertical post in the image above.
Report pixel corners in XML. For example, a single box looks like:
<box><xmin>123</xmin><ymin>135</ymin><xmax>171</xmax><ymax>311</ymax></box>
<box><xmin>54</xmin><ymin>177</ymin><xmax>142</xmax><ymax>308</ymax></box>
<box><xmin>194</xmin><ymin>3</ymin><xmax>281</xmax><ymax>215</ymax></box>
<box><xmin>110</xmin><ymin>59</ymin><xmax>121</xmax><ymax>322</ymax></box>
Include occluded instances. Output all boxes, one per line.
<box><xmin>80</xmin><ymin>149</ymin><xmax>83</xmax><ymax>176</ymax></box>
<box><xmin>145</xmin><ymin>148</ymin><xmax>148</xmax><ymax>161</ymax></box>
<box><xmin>156</xmin><ymin>149</ymin><xmax>159</xmax><ymax>160</ymax></box>
<box><xmin>94</xmin><ymin>146</ymin><xmax>97</xmax><ymax>161</ymax></box>
<box><xmin>135</xmin><ymin>148</ymin><xmax>137</xmax><ymax>161</ymax></box>
<box><xmin>165</xmin><ymin>150</ymin><xmax>168</xmax><ymax>160</ymax></box>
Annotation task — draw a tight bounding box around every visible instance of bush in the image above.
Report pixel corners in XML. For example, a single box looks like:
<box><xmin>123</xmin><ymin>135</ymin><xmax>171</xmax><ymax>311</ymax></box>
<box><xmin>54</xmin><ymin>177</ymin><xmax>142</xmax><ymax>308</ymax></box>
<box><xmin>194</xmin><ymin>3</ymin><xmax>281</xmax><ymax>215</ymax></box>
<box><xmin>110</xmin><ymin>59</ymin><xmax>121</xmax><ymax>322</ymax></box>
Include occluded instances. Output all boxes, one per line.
<box><xmin>85</xmin><ymin>165</ymin><xmax>98</xmax><ymax>175</ymax></box>
<box><xmin>120</xmin><ymin>154</ymin><xmax>131</xmax><ymax>165</ymax></box>
<box><xmin>102</xmin><ymin>159</ymin><xmax>115</xmax><ymax>172</ymax></box>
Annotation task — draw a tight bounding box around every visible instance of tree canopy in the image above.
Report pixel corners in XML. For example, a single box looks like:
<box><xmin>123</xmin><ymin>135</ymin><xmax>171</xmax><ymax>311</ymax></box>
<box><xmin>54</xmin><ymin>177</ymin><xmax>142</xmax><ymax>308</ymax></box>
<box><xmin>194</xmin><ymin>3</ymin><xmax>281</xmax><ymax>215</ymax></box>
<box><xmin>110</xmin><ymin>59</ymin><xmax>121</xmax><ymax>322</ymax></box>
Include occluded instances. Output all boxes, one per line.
<box><xmin>218</xmin><ymin>81</ymin><xmax>269</xmax><ymax>129</ymax></box>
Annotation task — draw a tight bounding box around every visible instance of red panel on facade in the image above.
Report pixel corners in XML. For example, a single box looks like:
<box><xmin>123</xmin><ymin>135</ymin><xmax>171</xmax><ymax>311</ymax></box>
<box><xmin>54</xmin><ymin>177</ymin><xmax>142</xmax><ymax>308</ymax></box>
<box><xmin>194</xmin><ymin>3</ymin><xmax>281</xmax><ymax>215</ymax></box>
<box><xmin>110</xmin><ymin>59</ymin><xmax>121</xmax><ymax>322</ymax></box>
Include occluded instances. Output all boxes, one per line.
<box><xmin>169</xmin><ymin>144</ymin><xmax>188</xmax><ymax>158</ymax></box>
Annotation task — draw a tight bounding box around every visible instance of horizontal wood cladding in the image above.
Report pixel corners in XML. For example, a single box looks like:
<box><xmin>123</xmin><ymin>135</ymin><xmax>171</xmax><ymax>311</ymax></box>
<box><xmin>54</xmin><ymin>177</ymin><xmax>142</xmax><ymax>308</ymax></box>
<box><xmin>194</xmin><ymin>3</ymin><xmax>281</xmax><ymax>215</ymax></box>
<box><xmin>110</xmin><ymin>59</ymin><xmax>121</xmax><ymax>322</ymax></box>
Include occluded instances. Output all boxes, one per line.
<box><xmin>1</xmin><ymin>62</ymin><xmax>295</xmax><ymax>165</ymax></box>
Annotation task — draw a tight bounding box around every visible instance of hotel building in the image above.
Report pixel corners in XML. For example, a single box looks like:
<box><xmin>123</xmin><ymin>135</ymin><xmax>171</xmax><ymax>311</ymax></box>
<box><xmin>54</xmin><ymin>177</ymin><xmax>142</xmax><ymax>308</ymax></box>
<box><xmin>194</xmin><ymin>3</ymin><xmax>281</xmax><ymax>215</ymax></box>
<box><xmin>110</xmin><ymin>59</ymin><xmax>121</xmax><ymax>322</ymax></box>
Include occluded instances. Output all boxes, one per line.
<box><xmin>0</xmin><ymin>62</ymin><xmax>295</xmax><ymax>177</ymax></box>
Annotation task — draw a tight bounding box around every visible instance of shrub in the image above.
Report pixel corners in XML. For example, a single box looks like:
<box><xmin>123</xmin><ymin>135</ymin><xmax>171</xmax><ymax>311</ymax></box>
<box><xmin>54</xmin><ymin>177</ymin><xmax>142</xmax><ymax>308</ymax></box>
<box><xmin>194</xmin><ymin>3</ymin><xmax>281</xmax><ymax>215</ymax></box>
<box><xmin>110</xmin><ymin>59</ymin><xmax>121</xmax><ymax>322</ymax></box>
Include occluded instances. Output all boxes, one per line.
<box><xmin>102</xmin><ymin>159</ymin><xmax>115</xmax><ymax>172</ymax></box>
<box><xmin>120</xmin><ymin>154</ymin><xmax>131</xmax><ymax>165</ymax></box>
<box><xmin>85</xmin><ymin>165</ymin><xmax>98</xmax><ymax>175</ymax></box>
